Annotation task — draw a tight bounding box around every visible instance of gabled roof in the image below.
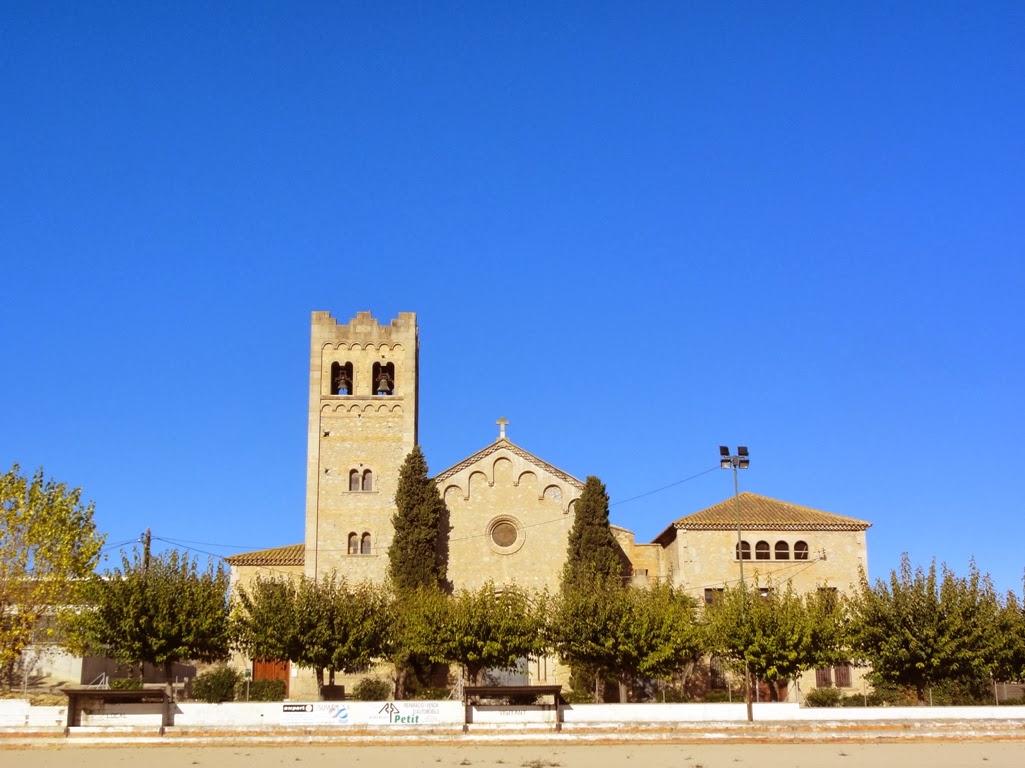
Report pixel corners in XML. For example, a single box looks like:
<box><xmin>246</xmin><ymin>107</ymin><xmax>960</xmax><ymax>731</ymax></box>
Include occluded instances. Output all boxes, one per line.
<box><xmin>656</xmin><ymin>492</ymin><xmax>870</xmax><ymax>542</ymax></box>
<box><xmin>225</xmin><ymin>543</ymin><xmax>304</xmax><ymax>567</ymax></box>
<box><xmin>433</xmin><ymin>438</ymin><xmax>585</xmax><ymax>489</ymax></box>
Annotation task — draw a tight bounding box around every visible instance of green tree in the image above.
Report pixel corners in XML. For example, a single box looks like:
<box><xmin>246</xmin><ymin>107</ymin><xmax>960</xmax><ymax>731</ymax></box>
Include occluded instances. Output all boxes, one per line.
<box><xmin>232</xmin><ymin>576</ymin><xmax>303</xmax><ymax>667</ymax></box>
<box><xmin>704</xmin><ymin>581</ymin><xmax>836</xmax><ymax>701</ymax></box>
<box><xmin>992</xmin><ymin>586</ymin><xmax>1025</xmax><ymax>683</ymax></box>
<box><xmin>804</xmin><ymin>586</ymin><xmax>851</xmax><ymax>670</ymax></box>
<box><xmin>389</xmin><ymin>446</ymin><xmax>448</xmax><ymax>593</ymax></box>
<box><xmin>549</xmin><ymin>579</ymin><xmax>702</xmax><ymax>702</ymax></box>
<box><xmin>548</xmin><ymin>575</ymin><xmax>629</xmax><ymax>702</ymax></box>
<box><xmin>324</xmin><ymin>579</ymin><xmax>391</xmax><ymax>678</ymax></box>
<box><xmin>848</xmin><ymin>555</ymin><xmax>1002</xmax><ymax>704</ymax></box>
<box><xmin>234</xmin><ymin>575</ymin><xmax>391</xmax><ymax>696</ymax></box>
<box><xmin>71</xmin><ymin>549</ymin><xmax>231</xmax><ymax>699</ymax></box>
<box><xmin>435</xmin><ymin>582</ymin><xmax>545</xmax><ymax>685</ymax></box>
<box><xmin>622</xmin><ymin>582</ymin><xmax>704</xmax><ymax>686</ymax></box>
<box><xmin>561</xmin><ymin>476</ymin><xmax>625</xmax><ymax>590</ymax></box>
<box><xmin>388</xmin><ymin>585</ymin><xmax>449</xmax><ymax>699</ymax></box>
<box><xmin>0</xmin><ymin>465</ymin><xmax>105</xmax><ymax>689</ymax></box>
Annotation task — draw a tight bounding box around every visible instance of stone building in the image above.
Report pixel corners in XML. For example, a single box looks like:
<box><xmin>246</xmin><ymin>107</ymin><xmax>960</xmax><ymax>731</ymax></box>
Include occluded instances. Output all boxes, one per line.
<box><xmin>227</xmin><ymin>310</ymin><xmax>871</xmax><ymax>699</ymax></box>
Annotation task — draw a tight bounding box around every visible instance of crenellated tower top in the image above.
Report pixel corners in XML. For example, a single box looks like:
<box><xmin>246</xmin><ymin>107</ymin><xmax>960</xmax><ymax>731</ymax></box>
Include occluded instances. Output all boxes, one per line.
<box><xmin>312</xmin><ymin>310</ymin><xmax>417</xmax><ymax>333</ymax></box>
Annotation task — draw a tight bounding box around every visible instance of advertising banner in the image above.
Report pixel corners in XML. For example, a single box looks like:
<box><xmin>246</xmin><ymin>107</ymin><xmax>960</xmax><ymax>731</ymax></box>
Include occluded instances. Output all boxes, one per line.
<box><xmin>280</xmin><ymin>703</ymin><xmax>350</xmax><ymax>725</ymax></box>
<box><xmin>367</xmin><ymin>701</ymin><xmax>443</xmax><ymax>725</ymax></box>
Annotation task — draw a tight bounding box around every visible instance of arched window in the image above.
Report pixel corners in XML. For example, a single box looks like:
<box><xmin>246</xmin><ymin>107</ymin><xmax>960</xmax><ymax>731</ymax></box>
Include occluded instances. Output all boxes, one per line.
<box><xmin>331</xmin><ymin>362</ymin><xmax>353</xmax><ymax>395</ymax></box>
<box><xmin>347</xmin><ymin>532</ymin><xmax>358</xmax><ymax>555</ymax></box>
<box><xmin>775</xmin><ymin>541</ymin><xmax>790</xmax><ymax>560</ymax></box>
<box><xmin>735</xmin><ymin>541</ymin><xmax>751</xmax><ymax>560</ymax></box>
<box><xmin>362</xmin><ymin>469</ymin><xmax>373</xmax><ymax>492</ymax></box>
<box><xmin>349</xmin><ymin>470</ymin><xmax>360</xmax><ymax>491</ymax></box>
<box><xmin>794</xmin><ymin>540</ymin><xmax>809</xmax><ymax>560</ymax></box>
<box><xmin>360</xmin><ymin>533</ymin><xmax>372</xmax><ymax>555</ymax></box>
<box><xmin>372</xmin><ymin>362</ymin><xmax>395</xmax><ymax>395</ymax></box>
<box><xmin>755</xmin><ymin>541</ymin><xmax>770</xmax><ymax>560</ymax></box>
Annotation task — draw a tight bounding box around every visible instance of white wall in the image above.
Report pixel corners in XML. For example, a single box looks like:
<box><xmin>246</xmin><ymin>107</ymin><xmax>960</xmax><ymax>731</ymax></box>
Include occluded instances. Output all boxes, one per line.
<box><xmin>0</xmin><ymin>700</ymin><xmax>65</xmax><ymax>727</ymax></box>
<box><xmin>6</xmin><ymin>699</ymin><xmax>1025</xmax><ymax>729</ymax></box>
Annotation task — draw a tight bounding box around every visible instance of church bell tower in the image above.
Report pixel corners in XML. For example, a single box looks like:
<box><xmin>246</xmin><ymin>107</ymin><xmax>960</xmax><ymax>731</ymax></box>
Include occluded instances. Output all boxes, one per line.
<box><xmin>303</xmin><ymin>311</ymin><xmax>418</xmax><ymax>581</ymax></box>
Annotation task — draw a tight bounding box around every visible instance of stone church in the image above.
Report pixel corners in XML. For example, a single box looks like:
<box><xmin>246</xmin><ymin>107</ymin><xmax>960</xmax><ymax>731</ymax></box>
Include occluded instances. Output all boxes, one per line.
<box><xmin>227</xmin><ymin>311</ymin><xmax>871</xmax><ymax>698</ymax></box>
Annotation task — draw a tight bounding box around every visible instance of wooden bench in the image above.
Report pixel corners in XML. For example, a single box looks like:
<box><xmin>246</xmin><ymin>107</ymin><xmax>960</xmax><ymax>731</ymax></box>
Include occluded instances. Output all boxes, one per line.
<box><xmin>462</xmin><ymin>685</ymin><xmax>564</xmax><ymax>732</ymax></box>
<box><xmin>62</xmin><ymin>686</ymin><xmax>173</xmax><ymax>732</ymax></box>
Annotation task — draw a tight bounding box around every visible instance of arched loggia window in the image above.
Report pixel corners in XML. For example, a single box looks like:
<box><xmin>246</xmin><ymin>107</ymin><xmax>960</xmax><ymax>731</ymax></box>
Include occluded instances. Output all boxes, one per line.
<box><xmin>360</xmin><ymin>533</ymin><xmax>372</xmax><ymax>555</ymax></box>
<box><xmin>775</xmin><ymin>541</ymin><xmax>790</xmax><ymax>560</ymax></box>
<box><xmin>755</xmin><ymin>541</ymin><xmax>770</xmax><ymax>560</ymax></box>
<box><xmin>347</xmin><ymin>532</ymin><xmax>358</xmax><ymax>555</ymax></box>
<box><xmin>349</xmin><ymin>470</ymin><xmax>360</xmax><ymax>491</ymax></box>
<box><xmin>362</xmin><ymin>469</ymin><xmax>373</xmax><ymax>492</ymax></box>
<box><xmin>794</xmin><ymin>541</ymin><xmax>810</xmax><ymax>560</ymax></box>
<box><xmin>735</xmin><ymin>541</ymin><xmax>751</xmax><ymax>560</ymax></box>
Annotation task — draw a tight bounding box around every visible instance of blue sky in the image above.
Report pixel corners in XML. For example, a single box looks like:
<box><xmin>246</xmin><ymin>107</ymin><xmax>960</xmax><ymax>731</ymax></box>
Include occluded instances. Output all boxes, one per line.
<box><xmin>2</xmin><ymin>2</ymin><xmax>1022</xmax><ymax>594</ymax></box>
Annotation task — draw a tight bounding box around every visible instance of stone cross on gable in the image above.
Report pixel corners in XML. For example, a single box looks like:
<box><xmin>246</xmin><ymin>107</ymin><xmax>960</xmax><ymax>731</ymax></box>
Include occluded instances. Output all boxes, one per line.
<box><xmin>496</xmin><ymin>417</ymin><xmax>509</xmax><ymax>440</ymax></box>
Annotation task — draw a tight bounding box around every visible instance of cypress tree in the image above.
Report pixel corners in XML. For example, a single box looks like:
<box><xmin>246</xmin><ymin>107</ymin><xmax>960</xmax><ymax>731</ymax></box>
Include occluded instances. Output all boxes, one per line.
<box><xmin>561</xmin><ymin>475</ymin><xmax>625</xmax><ymax>590</ymax></box>
<box><xmin>389</xmin><ymin>446</ymin><xmax>448</xmax><ymax>593</ymax></box>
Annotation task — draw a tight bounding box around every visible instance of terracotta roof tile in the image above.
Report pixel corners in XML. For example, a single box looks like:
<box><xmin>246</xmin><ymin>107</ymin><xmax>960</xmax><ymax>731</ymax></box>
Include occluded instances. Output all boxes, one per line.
<box><xmin>225</xmin><ymin>543</ymin><xmax>304</xmax><ymax>567</ymax></box>
<box><xmin>671</xmin><ymin>492</ymin><xmax>871</xmax><ymax>532</ymax></box>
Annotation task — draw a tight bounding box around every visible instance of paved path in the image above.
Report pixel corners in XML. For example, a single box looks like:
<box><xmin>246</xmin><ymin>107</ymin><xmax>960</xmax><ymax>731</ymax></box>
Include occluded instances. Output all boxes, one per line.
<box><xmin>3</xmin><ymin>742</ymin><xmax>1025</xmax><ymax>768</ymax></box>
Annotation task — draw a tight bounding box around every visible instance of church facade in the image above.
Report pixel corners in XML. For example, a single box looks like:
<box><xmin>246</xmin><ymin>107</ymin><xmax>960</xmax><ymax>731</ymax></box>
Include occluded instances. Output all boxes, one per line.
<box><xmin>227</xmin><ymin>311</ymin><xmax>871</xmax><ymax>698</ymax></box>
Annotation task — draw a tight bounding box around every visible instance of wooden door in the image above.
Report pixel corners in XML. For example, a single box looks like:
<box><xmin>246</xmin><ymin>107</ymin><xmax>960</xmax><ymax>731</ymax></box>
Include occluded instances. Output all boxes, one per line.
<box><xmin>252</xmin><ymin>659</ymin><xmax>290</xmax><ymax>697</ymax></box>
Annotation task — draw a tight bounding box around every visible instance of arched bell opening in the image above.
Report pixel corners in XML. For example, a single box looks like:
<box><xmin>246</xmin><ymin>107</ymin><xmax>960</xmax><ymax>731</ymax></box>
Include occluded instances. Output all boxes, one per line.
<box><xmin>330</xmin><ymin>362</ymin><xmax>354</xmax><ymax>395</ymax></box>
<box><xmin>372</xmin><ymin>362</ymin><xmax>395</xmax><ymax>396</ymax></box>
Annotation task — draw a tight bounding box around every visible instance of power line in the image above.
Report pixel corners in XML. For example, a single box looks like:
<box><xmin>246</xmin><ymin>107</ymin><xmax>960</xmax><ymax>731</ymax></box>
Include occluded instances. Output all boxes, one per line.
<box><xmin>151</xmin><ymin>536</ymin><xmax>232</xmax><ymax>562</ymax></box>
<box><xmin>610</xmin><ymin>466</ymin><xmax>719</xmax><ymax>506</ymax></box>
<box><xmin>144</xmin><ymin>464</ymin><xmax>719</xmax><ymax>554</ymax></box>
<box><xmin>152</xmin><ymin>535</ymin><xmax>274</xmax><ymax>551</ymax></box>
<box><xmin>99</xmin><ymin>538</ymin><xmax>140</xmax><ymax>554</ymax></box>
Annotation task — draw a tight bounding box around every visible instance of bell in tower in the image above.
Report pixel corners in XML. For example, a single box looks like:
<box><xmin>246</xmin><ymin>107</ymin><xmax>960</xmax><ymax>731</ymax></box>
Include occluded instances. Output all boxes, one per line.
<box><xmin>376</xmin><ymin>371</ymin><xmax>392</xmax><ymax>395</ymax></box>
<box><xmin>334</xmin><ymin>368</ymin><xmax>351</xmax><ymax>395</ymax></box>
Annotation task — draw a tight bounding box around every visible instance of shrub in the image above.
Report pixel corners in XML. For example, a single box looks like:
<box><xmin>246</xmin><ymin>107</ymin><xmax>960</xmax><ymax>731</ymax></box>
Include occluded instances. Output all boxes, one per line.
<box><xmin>192</xmin><ymin>666</ymin><xmax>242</xmax><ymax>703</ymax></box>
<box><xmin>803</xmin><ymin>686</ymin><xmax>843</xmax><ymax>707</ymax></box>
<box><xmin>352</xmin><ymin>677</ymin><xmax>392</xmax><ymax>701</ymax></box>
<box><xmin>861</xmin><ymin>679</ymin><xmax>917</xmax><ymax>706</ymax></box>
<box><xmin>109</xmin><ymin>677</ymin><xmax>143</xmax><ymax>690</ymax></box>
<box><xmin>658</xmin><ymin>686</ymin><xmax>693</xmax><ymax>703</ymax></box>
<box><xmin>411</xmin><ymin>685</ymin><xmax>449</xmax><ymax>700</ymax></box>
<box><xmin>238</xmin><ymin>679</ymin><xmax>287</xmax><ymax>702</ymax></box>
<box><xmin>701</xmin><ymin>690</ymin><xmax>736</xmax><ymax>703</ymax></box>
<box><xmin>840</xmin><ymin>692</ymin><xmax>869</xmax><ymax>707</ymax></box>
<box><xmin>563</xmin><ymin>688</ymin><xmax>595</xmax><ymax>704</ymax></box>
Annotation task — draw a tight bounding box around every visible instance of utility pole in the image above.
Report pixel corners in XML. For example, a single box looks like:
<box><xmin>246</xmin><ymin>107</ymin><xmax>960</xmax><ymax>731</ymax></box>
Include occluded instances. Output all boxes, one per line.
<box><xmin>142</xmin><ymin>528</ymin><xmax>151</xmax><ymax>573</ymax></box>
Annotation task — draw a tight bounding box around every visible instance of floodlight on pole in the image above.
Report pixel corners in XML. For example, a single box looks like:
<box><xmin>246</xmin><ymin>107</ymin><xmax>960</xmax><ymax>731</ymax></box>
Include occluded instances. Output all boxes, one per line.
<box><xmin>719</xmin><ymin>445</ymin><xmax>732</xmax><ymax>469</ymax></box>
<box><xmin>720</xmin><ymin>445</ymin><xmax>753</xmax><ymax>722</ymax></box>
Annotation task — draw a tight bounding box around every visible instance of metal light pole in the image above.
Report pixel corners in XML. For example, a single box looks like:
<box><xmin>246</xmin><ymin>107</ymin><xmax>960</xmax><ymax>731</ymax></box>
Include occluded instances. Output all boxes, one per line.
<box><xmin>719</xmin><ymin>446</ymin><xmax>752</xmax><ymax>722</ymax></box>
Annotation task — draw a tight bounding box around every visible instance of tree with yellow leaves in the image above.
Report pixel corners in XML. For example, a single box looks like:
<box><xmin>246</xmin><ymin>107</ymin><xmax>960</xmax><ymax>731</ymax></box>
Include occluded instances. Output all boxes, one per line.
<box><xmin>0</xmin><ymin>464</ymin><xmax>105</xmax><ymax>689</ymax></box>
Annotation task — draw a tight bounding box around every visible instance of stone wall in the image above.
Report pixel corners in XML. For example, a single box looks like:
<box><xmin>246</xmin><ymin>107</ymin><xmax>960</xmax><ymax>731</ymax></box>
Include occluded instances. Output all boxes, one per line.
<box><xmin>440</xmin><ymin>443</ymin><xmax>582</xmax><ymax>594</ymax></box>
<box><xmin>669</xmin><ymin>528</ymin><xmax>868</xmax><ymax>595</ymax></box>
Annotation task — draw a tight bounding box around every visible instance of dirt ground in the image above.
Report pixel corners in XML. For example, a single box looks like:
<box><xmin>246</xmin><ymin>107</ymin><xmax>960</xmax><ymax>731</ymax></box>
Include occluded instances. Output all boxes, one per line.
<box><xmin>4</xmin><ymin>743</ymin><xmax>1023</xmax><ymax>768</ymax></box>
